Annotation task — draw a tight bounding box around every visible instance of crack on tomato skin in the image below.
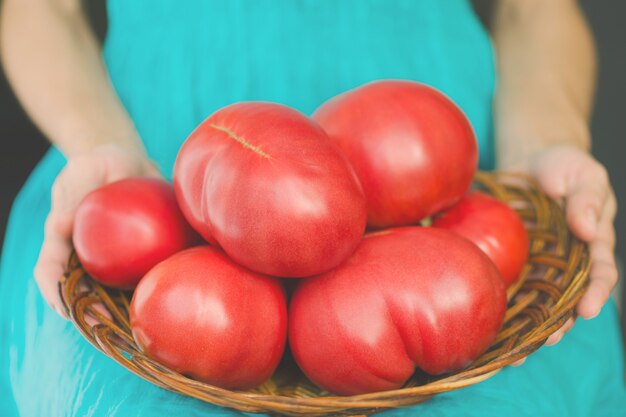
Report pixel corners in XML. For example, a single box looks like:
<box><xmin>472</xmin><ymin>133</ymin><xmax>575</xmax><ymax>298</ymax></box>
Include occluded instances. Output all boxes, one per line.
<box><xmin>209</xmin><ymin>124</ymin><xmax>271</xmax><ymax>159</ymax></box>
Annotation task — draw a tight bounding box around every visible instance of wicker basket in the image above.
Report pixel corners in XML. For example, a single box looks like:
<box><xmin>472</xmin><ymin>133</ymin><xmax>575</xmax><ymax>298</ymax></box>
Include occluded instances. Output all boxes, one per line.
<box><xmin>59</xmin><ymin>171</ymin><xmax>590</xmax><ymax>417</ymax></box>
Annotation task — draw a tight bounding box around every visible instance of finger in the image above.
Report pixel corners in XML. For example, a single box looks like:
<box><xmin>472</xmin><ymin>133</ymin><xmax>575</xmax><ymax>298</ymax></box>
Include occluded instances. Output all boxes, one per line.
<box><xmin>565</xmin><ymin>170</ymin><xmax>610</xmax><ymax>242</ymax></box>
<box><xmin>36</xmin><ymin>194</ymin><xmax>86</xmax><ymax>319</ymax></box>
<box><xmin>46</xmin><ymin>164</ymin><xmax>106</xmax><ymax>270</ymax></box>
<box><xmin>44</xmin><ymin>207</ymin><xmax>74</xmax><ymax>241</ymax></box>
<box><xmin>532</xmin><ymin>167</ymin><xmax>568</xmax><ymax>203</ymax></box>
<box><xmin>34</xmin><ymin>202</ymin><xmax>81</xmax><ymax>318</ymax></box>
<box><xmin>578</xmin><ymin>253</ymin><xmax>618</xmax><ymax>319</ymax></box>
<box><xmin>51</xmin><ymin>160</ymin><xmax>105</xmax><ymax>216</ymax></box>
<box><xmin>76</xmin><ymin>281</ymin><xmax>114</xmax><ymax>327</ymax></box>
<box><xmin>511</xmin><ymin>358</ymin><xmax>526</xmax><ymax>367</ymax></box>
<box><xmin>577</xmin><ymin>194</ymin><xmax>618</xmax><ymax>319</ymax></box>
<box><xmin>545</xmin><ymin>332</ymin><xmax>563</xmax><ymax>346</ymax></box>
<box><xmin>34</xmin><ymin>231</ymin><xmax>72</xmax><ymax>319</ymax></box>
<box><xmin>85</xmin><ymin>302</ymin><xmax>114</xmax><ymax>327</ymax></box>
<box><xmin>545</xmin><ymin>317</ymin><xmax>575</xmax><ymax>346</ymax></box>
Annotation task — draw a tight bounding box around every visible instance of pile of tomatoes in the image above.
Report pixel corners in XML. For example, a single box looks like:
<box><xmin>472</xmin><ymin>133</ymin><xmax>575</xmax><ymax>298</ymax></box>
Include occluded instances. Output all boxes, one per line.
<box><xmin>73</xmin><ymin>80</ymin><xmax>529</xmax><ymax>395</ymax></box>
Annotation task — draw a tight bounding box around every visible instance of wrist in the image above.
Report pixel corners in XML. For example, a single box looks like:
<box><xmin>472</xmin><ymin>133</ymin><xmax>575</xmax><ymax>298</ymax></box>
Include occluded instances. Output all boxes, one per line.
<box><xmin>62</xmin><ymin>132</ymin><xmax>148</xmax><ymax>160</ymax></box>
<box><xmin>496</xmin><ymin>123</ymin><xmax>591</xmax><ymax>169</ymax></box>
<box><xmin>498</xmin><ymin>143</ymin><xmax>591</xmax><ymax>173</ymax></box>
<box><xmin>64</xmin><ymin>142</ymin><xmax>161</xmax><ymax>180</ymax></box>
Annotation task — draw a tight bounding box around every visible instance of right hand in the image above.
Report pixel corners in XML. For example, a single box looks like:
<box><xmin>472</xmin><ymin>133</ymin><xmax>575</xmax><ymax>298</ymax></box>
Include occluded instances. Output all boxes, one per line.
<box><xmin>34</xmin><ymin>143</ymin><xmax>161</xmax><ymax>318</ymax></box>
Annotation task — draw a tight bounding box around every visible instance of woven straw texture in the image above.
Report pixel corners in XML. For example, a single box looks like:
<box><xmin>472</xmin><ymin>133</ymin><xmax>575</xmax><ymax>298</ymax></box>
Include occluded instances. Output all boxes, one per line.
<box><xmin>59</xmin><ymin>171</ymin><xmax>590</xmax><ymax>417</ymax></box>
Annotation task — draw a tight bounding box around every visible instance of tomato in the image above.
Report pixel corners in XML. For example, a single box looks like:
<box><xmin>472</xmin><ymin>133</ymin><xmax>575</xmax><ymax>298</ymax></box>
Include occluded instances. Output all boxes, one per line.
<box><xmin>289</xmin><ymin>227</ymin><xmax>506</xmax><ymax>395</ymax></box>
<box><xmin>130</xmin><ymin>246</ymin><xmax>287</xmax><ymax>389</ymax></box>
<box><xmin>432</xmin><ymin>191</ymin><xmax>530</xmax><ymax>287</ymax></box>
<box><xmin>174</xmin><ymin>102</ymin><xmax>367</xmax><ymax>277</ymax></box>
<box><xmin>73</xmin><ymin>178</ymin><xmax>199</xmax><ymax>289</ymax></box>
<box><xmin>313</xmin><ymin>80</ymin><xmax>477</xmax><ymax>228</ymax></box>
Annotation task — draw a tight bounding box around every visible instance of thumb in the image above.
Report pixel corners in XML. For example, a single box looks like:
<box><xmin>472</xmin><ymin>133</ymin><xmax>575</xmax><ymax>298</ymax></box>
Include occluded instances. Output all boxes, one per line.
<box><xmin>566</xmin><ymin>182</ymin><xmax>606</xmax><ymax>242</ymax></box>
<box><xmin>565</xmin><ymin>176</ymin><xmax>606</xmax><ymax>242</ymax></box>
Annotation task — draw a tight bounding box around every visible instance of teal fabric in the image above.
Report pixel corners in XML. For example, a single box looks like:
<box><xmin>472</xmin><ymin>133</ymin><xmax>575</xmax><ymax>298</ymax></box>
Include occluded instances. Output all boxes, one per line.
<box><xmin>1</xmin><ymin>1</ymin><xmax>624</xmax><ymax>416</ymax></box>
<box><xmin>103</xmin><ymin>0</ymin><xmax>496</xmax><ymax>173</ymax></box>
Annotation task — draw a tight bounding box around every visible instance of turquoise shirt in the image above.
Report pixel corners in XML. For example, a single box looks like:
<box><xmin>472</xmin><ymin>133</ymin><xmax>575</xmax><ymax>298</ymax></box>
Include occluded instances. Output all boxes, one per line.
<box><xmin>1</xmin><ymin>1</ymin><xmax>625</xmax><ymax>416</ymax></box>
<box><xmin>103</xmin><ymin>0</ymin><xmax>496</xmax><ymax>174</ymax></box>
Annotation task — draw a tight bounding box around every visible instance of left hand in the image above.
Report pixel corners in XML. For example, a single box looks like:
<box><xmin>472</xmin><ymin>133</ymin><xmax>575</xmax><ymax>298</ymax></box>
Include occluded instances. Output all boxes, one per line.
<box><xmin>509</xmin><ymin>144</ymin><xmax>618</xmax><ymax>348</ymax></box>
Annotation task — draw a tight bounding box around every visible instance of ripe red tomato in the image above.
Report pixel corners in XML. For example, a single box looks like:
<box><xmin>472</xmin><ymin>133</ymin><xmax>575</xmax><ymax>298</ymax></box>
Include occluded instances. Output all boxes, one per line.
<box><xmin>130</xmin><ymin>246</ymin><xmax>287</xmax><ymax>389</ymax></box>
<box><xmin>289</xmin><ymin>227</ymin><xmax>506</xmax><ymax>395</ymax></box>
<box><xmin>432</xmin><ymin>191</ymin><xmax>530</xmax><ymax>287</ymax></box>
<box><xmin>73</xmin><ymin>178</ymin><xmax>199</xmax><ymax>289</ymax></box>
<box><xmin>313</xmin><ymin>80</ymin><xmax>477</xmax><ymax>228</ymax></box>
<box><xmin>174</xmin><ymin>102</ymin><xmax>367</xmax><ymax>277</ymax></box>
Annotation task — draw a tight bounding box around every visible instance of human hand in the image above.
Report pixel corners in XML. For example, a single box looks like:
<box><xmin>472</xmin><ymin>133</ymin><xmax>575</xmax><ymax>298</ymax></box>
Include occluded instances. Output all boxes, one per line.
<box><xmin>34</xmin><ymin>143</ymin><xmax>161</xmax><ymax>318</ymax></box>
<box><xmin>508</xmin><ymin>144</ymin><xmax>618</xmax><ymax>350</ymax></box>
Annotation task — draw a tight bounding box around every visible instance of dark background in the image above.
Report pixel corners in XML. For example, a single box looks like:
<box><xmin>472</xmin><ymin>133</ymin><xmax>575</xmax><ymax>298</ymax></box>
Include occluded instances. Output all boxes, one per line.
<box><xmin>0</xmin><ymin>2</ymin><xmax>624</xmax><ymax>327</ymax></box>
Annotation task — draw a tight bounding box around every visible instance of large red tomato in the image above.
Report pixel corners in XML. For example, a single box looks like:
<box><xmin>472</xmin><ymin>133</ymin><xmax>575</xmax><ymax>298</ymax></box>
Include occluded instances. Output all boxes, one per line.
<box><xmin>432</xmin><ymin>191</ymin><xmax>530</xmax><ymax>287</ymax></box>
<box><xmin>130</xmin><ymin>246</ymin><xmax>287</xmax><ymax>389</ymax></box>
<box><xmin>289</xmin><ymin>227</ymin><xmax>506</xmax><ymax>395</ymax></box>
<box><xmin>313</xmin><ymin>80</ymin><xmax>477</xmax><ymax>228</ymax></box>
<box><xmin>73</xmin><ymin>178</ymin><xmax>199</xmax><ymax>289</ymax></box>
<box><xmin>174</xmin><ymin>102</ymin><xmax>367</xmax><ymax>277</ymax></box>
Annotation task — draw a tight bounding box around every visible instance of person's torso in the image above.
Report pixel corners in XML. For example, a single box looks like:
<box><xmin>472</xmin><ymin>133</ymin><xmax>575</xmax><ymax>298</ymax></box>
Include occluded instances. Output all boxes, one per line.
<box><xmin>104</xmin><ymin>0</ymin><xmax>496</xmax><ymax>174</ymax></box>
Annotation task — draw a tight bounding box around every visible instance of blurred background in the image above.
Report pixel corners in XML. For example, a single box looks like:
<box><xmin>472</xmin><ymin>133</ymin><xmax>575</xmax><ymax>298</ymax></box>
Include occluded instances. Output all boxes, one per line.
<box><xmin>0</xmin><ymin>2</ymin><xmax>624</xmax><ymax>337</ymax></box>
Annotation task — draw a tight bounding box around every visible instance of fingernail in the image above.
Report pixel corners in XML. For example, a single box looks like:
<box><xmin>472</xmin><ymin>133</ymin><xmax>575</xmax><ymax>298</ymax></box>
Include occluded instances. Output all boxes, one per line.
<box><xmin>584</xmin><ymin>308</ymin><xmax>601</xmax><ymax>320</ymax></box>
<box><xmin>510</xmin><ymin>358</ymin><xmax>526</xmax><ymax>367</ymax></box>
<box><xmin>545</xmin><ymin>335</ymin><xmax>559</xmax><ymax>346</ymax></box>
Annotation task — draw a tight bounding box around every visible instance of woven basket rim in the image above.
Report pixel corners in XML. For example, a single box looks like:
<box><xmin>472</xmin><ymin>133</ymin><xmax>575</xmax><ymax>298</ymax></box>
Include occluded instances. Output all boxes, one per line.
<box><xmin>59</xmin><ymin>171</ymin><xmax>590</xmax><ymax>416</ymax></box>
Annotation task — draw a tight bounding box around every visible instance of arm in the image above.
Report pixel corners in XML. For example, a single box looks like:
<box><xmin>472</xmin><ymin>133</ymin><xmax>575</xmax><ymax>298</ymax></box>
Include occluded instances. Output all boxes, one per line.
<box><xmin>493</xmin><ymin>0</ymin><xmax>595</xmax><ymax>164</ymax></box>
<box><xmin>492</xmin><ymin>0</ymin><xmax>617</xmax><ymax>335</ymax></box>
<box><xmin>1</xmin><ymin>0</ymin><xmax>159</xmax><ymax>316</ymax></box>
<box><xmin>0</xmin><ymin>0</ymin><xmax>143</xmax><ymax>156</ymax></box>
